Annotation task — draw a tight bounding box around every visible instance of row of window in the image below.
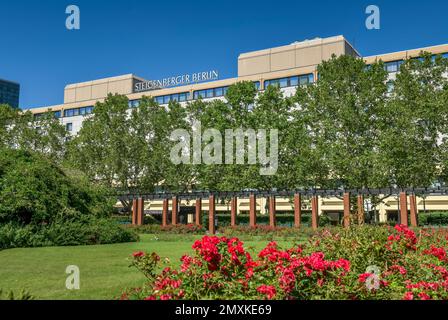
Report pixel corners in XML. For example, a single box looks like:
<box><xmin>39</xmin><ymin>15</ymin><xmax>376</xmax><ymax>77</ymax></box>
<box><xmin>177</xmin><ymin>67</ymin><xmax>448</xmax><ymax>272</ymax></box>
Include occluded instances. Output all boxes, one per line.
<box><xmin>264</xmin><ymin>74</ymin><xmax>314</xmax><ymax>89</ymax></box>
<box><xmin>153</xmin><ymin>92</ymin><xmax>191</xmax><ymax>105</ymax></box>
<box><xmin>382</xmin><ymin>53</ymin><xmax>448</xmax><ymax>74</ymax></box>
<box><xmin>63</xmin><ymin>106</ymin><xmax>94</xmax><ymax>118</ymax></box>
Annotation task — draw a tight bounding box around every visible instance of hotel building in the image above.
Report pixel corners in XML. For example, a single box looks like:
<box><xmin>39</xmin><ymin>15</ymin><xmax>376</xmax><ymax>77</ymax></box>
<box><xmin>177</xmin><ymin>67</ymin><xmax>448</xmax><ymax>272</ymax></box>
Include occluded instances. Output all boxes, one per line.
<box><xmin>28</xmin><ymin>35</ymin><xmax>448</xmax><ymax>223</ymax></box>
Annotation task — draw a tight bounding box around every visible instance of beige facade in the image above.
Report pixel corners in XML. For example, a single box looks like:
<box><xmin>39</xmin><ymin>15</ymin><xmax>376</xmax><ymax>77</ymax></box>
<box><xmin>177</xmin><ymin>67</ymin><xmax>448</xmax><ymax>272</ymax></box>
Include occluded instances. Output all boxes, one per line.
<box><xmin>28</xmin><ymin>35</ymin><xmax>448</xmax><ymax>221</ymax></box>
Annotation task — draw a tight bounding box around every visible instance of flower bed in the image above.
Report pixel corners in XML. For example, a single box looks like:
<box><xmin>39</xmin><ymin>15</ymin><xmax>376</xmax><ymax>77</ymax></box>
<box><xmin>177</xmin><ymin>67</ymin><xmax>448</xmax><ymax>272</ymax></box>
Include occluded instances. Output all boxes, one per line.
<box><xmin>121</xmin><ymin>225</ymin><xmax>448</xmax><ymax>300</ymax></box>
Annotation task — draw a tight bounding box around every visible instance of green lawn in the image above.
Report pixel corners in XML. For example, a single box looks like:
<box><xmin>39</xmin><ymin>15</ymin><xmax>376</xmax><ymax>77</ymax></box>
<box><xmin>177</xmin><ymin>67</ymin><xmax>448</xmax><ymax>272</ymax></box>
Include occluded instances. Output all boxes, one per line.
<box><xmin>0</xmin><ymin>234</ymin><xmax>299</xmax><ymax>300</ymax></box>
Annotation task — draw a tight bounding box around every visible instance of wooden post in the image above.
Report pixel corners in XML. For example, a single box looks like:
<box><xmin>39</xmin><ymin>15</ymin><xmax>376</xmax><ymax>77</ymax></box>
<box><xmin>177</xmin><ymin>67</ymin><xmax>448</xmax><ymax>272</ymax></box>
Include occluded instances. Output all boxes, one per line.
<box><xmin>195</xmin><ymin>198</ymin><xmax>202</xmax><ymax>227</ymax></box>
<box><xmin>311</xmin><ymin>195</ymin><xmax>319</xmax><ymax>230</ymax></box>
<box><xmin>399</xmin><ymin>192</ymin><xmax>409</xmax><ymax>226</ymax></box>
<box><xmin>294</xmin><ymin>194</ymin><xmax>302</xmax><ymax>228</ymax></box>
<box><xmin>132</xmin><ymin>199</ymin><xmax>138</xmax><ymax>225</ymax></box>
<box><xmin>162</xmin><ymin>199</ymin><xmax>168</xmax><ymax>227</ymax></box>
<box><xmin>269</xmin><ymin>196</ymin><xmax>276</xmax><ymax>227</ymax></box>
<box><xmin>137</xmin><ymin>197</ymin><xmax>144</xmax><ymax>226</ymax></box>
<box><xmin>409</xmin><ymin>194</ymin><xmax>418</xmax><ymax>227</ymax></box>
<box><xmin>357</xmin><ymin>194</ymin><xmax>365</xmax><ymax>225</ymax></box>
<box><xmin>209</xmin><ymin>195</ymin><xmax>216</xmax><ymax>234</ymax></box>
<box><xmin>172</xmin><ymin>196</ymin><xmax>178</xmax><ymax>225</ymax></box>
<box><xmin>230</xmin><ymin>197</ymin><xmax>237</xmax><ymax>227</ymax></box>
<box><xmin>343</xmin><ymin>192</ymin><xmax>350</xmax><ymax>228</ymax></box>
<box><xmin>249</xmin><ymin>194</ymin><xmax>256</xmax><ymax>227</ymax></box>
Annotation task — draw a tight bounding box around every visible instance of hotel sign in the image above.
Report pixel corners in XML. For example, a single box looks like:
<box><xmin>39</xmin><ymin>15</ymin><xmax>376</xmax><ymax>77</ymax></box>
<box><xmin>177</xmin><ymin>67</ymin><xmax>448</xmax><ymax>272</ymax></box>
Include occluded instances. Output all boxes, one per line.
<box><xmin>134</xmin><ymin>70</ymin><xmax>219</xmax><ymax>93</ymax></box>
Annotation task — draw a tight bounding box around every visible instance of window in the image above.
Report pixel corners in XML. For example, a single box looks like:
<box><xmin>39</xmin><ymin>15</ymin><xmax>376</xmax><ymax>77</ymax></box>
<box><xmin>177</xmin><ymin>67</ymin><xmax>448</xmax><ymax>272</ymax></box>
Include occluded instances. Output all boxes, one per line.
<box><xmin>64</xmin><ymin>109</ymin><xmax>74</xmax><ymax>117</ymax></box>
<box><xmin>154</xmin><ymin>92</ymin><xmax>189</xmax><ymax>105</ymax></box>
<box><xmin>129</xmin><ymin>100</ymin><xmax>140</xmax><ymax>108</ymax></box>
<box><xmin>384</xmin><ymin>60</ymin><xmax>404</xmax><ymax>73</ymax></box>
<box><xmin>192</xmin><ymin>86</ymin><xmax>229</xmax><ymax>100</ymax></box>
<box><xmin>54</xmin><ymin>111</ymin><xmax>61</xmax><ymax>118</ymax></box>
<box><xmin>443</xmin><ymin>53</ymin><xmax>448</xmax><ymax>59</ymax></box>
<box><xmin>86</xmin><ymin>106</ymin><xmax>94</xmax><ymax>114</ymax></box>
<box><xmin>253</xmin><ymin>81</ymin><xmax>261</xmax><ymax>90</ymax></box>
<box><xmin>215</xmin><ymin>87</ymin><xmax>223</xmax><ymax>97</ymax></box>
<box><xmin>387</xmin><ymin>81</ymin><xmax>394</xmax><ymax>93</ymax></box>
<box><xmin>264</xmin><ymin>74</ymin><xmax>314</xmax><ymax>89</ymax></box>
<box><xmin>290</xmin><ymin>76</ymin><xmax>299</xmax><ymax>86</ymax></box>
<box><xmin>66</xmin><ymin>123</ymin><xmax>73</xmax><ymax>132</ymax></box>
<box><xmin>79</xmin><ymin>107</ymin><xmax>86</xmax><ymax>115</ymax></box>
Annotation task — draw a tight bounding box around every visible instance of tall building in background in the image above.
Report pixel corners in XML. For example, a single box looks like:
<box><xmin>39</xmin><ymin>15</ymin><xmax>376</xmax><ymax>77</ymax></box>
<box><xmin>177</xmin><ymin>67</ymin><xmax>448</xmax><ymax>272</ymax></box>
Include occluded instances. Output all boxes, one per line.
<box><xmin>0</xmin><ymin>78</ymin><xmax>20</xmax><ymax>108</ymax></box>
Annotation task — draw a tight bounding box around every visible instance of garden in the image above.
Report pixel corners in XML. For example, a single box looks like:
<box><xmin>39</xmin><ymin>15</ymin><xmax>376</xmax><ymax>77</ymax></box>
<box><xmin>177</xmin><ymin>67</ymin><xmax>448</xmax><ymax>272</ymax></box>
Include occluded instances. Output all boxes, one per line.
<box><xmin>122</xmin><ymin>225</ymin><xmax>448</xmax><ymax>300</ymax></box>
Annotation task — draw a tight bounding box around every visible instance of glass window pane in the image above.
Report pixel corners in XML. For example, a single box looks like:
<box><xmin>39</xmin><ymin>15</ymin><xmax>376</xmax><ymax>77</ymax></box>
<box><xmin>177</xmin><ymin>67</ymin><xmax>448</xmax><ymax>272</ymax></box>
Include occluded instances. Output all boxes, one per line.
<box><xmin>73</xmin><ymin>108</ymin><xmax>79</xmax><ymax>116</ymax></box>
<box><xmin>86</xmin><ymin>106</ymin><xmax>93</xmax><ymax>114</ymax></box>
<box><xmin>206</xmin><ymin>89</ymin><xmax>214</xmax><ymax>98</ymax></box>
<box><xmin>193</xmin><ymin>91</ymin><xmax>199</xmax><ymax>100</ymax></box>
<box><xmin>279</xmin><ymin>78</ymin><xmax>288</xmax><ymax>88</ymax></box>
<box><xmin>215</xmin><ymin>87</ymin><xmax>223</xmax><ymax>97</ymax></box>
<box><xmin>253</xmin><ymin>81</ymin><xmax>260</xmax><ymax>90</ymax></box>
<box><xmin>223</xmin><ymin>87</ymin><xmax>229</xmax><ymax>95</ymax></box>
<box><xmin>163</xmin><ymin>95</ymin><xmax>171</xmax><ymax>104</ymax></box>
<box><xmin>179</xmin><ymin>93</ymin><xmax>186</xmax><ymax>102</ymax></box>
<box><xmin>171</xmin><ymin>94</ymin><xmax>179</xmax><ymax>102</ymax></box>
<box><xmin>80</xmin><ymin>107</ymin><xmax>86</xmax><ymax>115</ymax></box>
<box><xmin>308</xmin><ymin>74</ymin><xmax>315</xmax><ymax>83</ymax></box>
<box><xmin>290</xmin><ymin>76</ymin><xmax>299</xmax><ymax>86</ymax></box>
<box><xmin>156</xmin><ymin>96</ymin><xmax>164</xmax><ymax>104</ymax></box>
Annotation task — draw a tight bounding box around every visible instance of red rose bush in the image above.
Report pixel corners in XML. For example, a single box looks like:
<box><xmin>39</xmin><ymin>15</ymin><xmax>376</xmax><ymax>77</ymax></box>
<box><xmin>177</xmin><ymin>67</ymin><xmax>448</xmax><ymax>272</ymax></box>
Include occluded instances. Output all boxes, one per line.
<box><xmin>121</xmin><ymin>225</ymin><xmax>448</xmax><ymax>300</ymax></box>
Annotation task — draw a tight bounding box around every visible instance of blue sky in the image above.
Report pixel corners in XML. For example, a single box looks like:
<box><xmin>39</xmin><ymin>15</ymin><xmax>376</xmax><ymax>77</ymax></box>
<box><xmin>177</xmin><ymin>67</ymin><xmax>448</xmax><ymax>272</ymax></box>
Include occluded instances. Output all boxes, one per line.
<box><xmin>1</xmin><ymin>0</ymin><xmax>447</xmax><ymax>109</ymax></box>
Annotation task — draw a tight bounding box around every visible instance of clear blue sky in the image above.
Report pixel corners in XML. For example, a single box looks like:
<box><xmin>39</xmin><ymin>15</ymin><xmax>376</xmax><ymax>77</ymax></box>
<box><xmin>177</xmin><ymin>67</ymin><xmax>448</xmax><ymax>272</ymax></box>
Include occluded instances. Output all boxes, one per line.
<box><xmin>1</xmin><ymin>0</ymin><xmax>447</xmax><ymax>109</ymax></box>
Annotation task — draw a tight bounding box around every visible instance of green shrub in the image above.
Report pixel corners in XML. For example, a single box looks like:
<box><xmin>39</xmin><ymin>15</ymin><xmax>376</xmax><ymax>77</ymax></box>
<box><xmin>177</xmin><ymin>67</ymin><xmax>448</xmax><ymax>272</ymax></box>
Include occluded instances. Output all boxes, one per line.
<box><xmin>0</xmin><ymin>218</ymin><xmax>138</xmax><ymax>249</ymax></box>
<box><xmin>419</xmin><ymin>211</ymin><xmax>448</xmax><ymax>226</ymax></box>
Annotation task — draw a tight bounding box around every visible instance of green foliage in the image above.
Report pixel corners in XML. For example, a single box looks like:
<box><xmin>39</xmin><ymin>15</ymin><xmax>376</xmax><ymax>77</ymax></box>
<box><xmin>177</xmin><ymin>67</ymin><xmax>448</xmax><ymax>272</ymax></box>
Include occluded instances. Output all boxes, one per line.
<box><xmin>0</xmin><ymin>104</ymin><xmax>67</xmax><ymax>163</ymax></box>
<box><xmin>0</xmin><ymin>148</ymin><xmax>114</xmax><ymax>225</ymax></box>
<box><xmin>0</xmin><ymin>289</ymin><xmax>34</xmax><ymax>300</ymax></box>
<box><xmin>418</xmin><ymin>211</ymin><xmax>448</xmax><ymax>226</ymax></box>
<box><xmin>0</xmin><ymin>217</ymin><xmax>139</xmax><ymax>250</ymax></box>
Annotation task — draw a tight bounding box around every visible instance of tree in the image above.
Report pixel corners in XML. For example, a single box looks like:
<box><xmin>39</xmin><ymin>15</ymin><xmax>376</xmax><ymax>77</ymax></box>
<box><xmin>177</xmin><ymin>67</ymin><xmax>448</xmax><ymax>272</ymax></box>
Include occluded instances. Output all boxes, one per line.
<box><xmin>0</xmin><ymin>104</ymin><xmax>67</xmax><ymax>162</ymax></box>
<box><xmin>294</xmin><ymin>54</ymin><xmax>389</xmax><ymax>189</ymax></box>
<box><xmin>378</xmin><ymin>52</ymin><xmax>448</xmax><ymax>188</ymax></box>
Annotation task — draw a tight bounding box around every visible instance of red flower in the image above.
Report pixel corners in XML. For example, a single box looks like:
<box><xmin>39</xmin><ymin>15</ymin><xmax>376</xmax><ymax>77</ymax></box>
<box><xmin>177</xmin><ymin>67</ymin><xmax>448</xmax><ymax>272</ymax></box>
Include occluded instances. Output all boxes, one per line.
<box><xmin>257</xmin><ymin>285</ymin><xmax>276</xmax><ymax>299</ymax></box>
<box><xmin>133</xmin><ymin>251</ymin><xmax>145</xmax><ymax>258</ymax></box>
<box><xmin>403</xmin><ymin>292</ymin><xmax>414</xmax><ymax>300</ymax></box>
<box><xmin>418</xmin><ymin>292</ymin><xmax>431</xmax><ymax>300</ymax></box>
<box><xmin>358</xmin><ymin>273</ymin><xmax>373</xmax><ymax>283</ymax></box>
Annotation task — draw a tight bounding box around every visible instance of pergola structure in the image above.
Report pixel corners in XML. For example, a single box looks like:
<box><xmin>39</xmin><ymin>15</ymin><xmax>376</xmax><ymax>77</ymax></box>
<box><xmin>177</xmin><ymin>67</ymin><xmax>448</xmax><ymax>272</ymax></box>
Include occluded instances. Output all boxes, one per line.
<box><xmin>118</xmin><ymin>187</ymin><xmax>448</xmax><ymax>234</ymax></box>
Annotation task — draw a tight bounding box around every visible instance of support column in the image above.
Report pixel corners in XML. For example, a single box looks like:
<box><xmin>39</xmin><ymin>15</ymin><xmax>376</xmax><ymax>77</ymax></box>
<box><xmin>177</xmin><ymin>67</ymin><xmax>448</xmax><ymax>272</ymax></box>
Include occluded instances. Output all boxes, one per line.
<box><xmin>249</xmin><ymin>194</ymin><xmax>257</xmax><ymax>227</ymax></box>
<box><xmin>230</xmin><ymin>197</ymin><xmax>237</xmax><ymax>227</ymax></box>
<box><xmin>137</xmin><ymin>197</ymin><xmax>144</xmax><ymax>226</ymax></box>
<box><xmin>269</xmin><ymin>196</ymin><xmax>276</xmax><ymax>227</ymax></box>
<box><xmin>294</xmin><ymin>194</ymin><xmax>302</xmax><ymax>228</ymax></box>
<box><xmin>195</xmin><ymin>198</ymin><xmax>202</xmax><ymax>227</ymax></box>
<box><xmin>409</xmin><ymin>194</ymin><xmax>418</xmax><ymax>227</ymax></box>
<box><xmin>357</xmin><ymin>195</ymin><xmax>365</xmax><ymax>225</ymax></box>
<box><xmin>132</xmin><ymin>199</ymin><xmax>138</xmax><ymax>225</ymax></box>
<box><xmin>311</xmin><ymin>195</ymin><xmax>319</xmax><ymax>230</ymax></box>
<box><xmin>399</xmin><ymin>192</ymin><xmax>409</xmax><ymax>226</ymax></box>
<box><xmin>172</xmin><ymin>196</ymin><xmax>178</xmax><ymax>225</ymax></box>
<box><xmin>209</xmin><ymin>195</ymin><xmax>216</xmax><ymax>234</ymax></box>
<box><xmin>343</xmin><ymin>192</ymin><xmax>350</xmax><ymax>228</ymax></box>
<box><xmin>162</xmin><ymin>199</ymin><xmax>168</xmax><ymax>227</ymax></box>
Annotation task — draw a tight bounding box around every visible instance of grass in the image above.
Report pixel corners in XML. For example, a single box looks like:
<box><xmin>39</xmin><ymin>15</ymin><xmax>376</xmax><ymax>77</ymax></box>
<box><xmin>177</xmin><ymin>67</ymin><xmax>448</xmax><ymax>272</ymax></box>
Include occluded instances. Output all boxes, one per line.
<box><xmin>0</xmin><ymin>234</ymin><xmax>300</xmax><ymax>300</ymax></box>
